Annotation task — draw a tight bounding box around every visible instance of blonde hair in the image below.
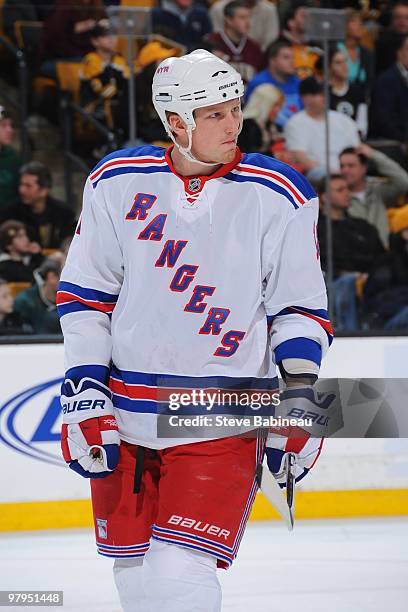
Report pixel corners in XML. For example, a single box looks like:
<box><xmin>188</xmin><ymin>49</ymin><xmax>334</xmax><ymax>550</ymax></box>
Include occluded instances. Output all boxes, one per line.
<box><xmin>243</xmin><ymin>84</ymin><xmax>284</xmax><ymax>126</ymax></box>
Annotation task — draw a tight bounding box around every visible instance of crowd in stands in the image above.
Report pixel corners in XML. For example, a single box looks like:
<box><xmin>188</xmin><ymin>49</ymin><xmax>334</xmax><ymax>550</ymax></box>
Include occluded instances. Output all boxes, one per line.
<box><xmin>1</xmin><ymin>0</ymin><xmax>408</xmax><ymax>334</ymax></box>
<box><xmin>0</xmin><ymin>107</ymin><xmax>72</xmax><ymax>335</ymax></box>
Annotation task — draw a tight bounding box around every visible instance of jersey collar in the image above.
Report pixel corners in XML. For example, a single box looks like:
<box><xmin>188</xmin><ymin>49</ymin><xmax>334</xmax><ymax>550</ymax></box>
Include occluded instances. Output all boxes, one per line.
<box><xmin>165</xmin><ymin>145</ymin><xmax>242</xmax><ymax>197</ymax></box>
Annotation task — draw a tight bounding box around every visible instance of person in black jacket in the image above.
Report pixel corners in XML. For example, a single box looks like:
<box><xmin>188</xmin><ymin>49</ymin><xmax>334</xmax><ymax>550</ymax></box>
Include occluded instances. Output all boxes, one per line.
<box><xmin>364</xmin><ymin>205</ymin><xmax>408</xmax><ymax>330</ymax></box>
<box><xmin>318</xmin><ymin>175</ymin><xmax>385</xmax><ymax>276</ymax></box>
<box><xmin>375</xmin><ymin>0</ymin><xmax>408</xmax><ymax>75</ymax></box>
<box><xmin>369</xmin><ymin>34</ymin><xmax>408</xmax><ymax>148</ymax></box>
<box><xmin>317</xmin><ymin>174</ymin><xmax>384</xmax><ymax>330</ymax></box>
<box><xmin>152</xmin><ymin>0</ymin><xmax>212</xmax><ymax>51</ymax></box>
<box><xmin>0</xmin><ymin>162</ymin><xmax>77</xmax><ymax>249</ymax></box>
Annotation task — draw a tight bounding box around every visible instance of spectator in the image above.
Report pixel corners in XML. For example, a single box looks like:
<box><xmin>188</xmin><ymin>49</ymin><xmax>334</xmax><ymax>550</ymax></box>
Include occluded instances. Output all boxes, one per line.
<box><xmin>40</xmin><ymin>0</ymin><xmax>106</xmax><ymax>76</ymax></box>
<box><xmin>246</xmin><ymin>40</ymin><xmax>302</xmax><ymax>129</ymax></box>
<box><xmin>369</xmin><ymin>34</ymin><xmax>408</xmax><ymax>147</ymax></box>
<box><xmin>364</xmin><ymin>205</ymin><xmax>408</xmax><ymax>330</ymax></box>
<box><xmin>210</xmin><ymin>0</ymin><xmax>279</xmax><ymax>51</ymax></box>
<box><xmin>14</xmin><ymin>259</ymin><xmax>61</xmax><ymax>334</ymax></box>
<box><xmin>375</xmin><ymin>0</ymin><xmax>408</xmax><ymax>75</ymax></box>
<box><xmin>1</xmin><ymin>162</ymin><xmax>77</xmax><ymax>249</ymax></box>
<box><xmin>205</xmin><ymin>0</ymin><xmax>263</xmax><ymax>84</ymax></box>
<box><xmin>238</xmin><ymin>83</ymin><xmax>283</xmax><ymax>152</ymax></box>
<box><xmin>0</xmin><ymin>278</ymin><xmax>32</xmax><ymax>335</ymax></box>
<box><xmin>284</xmin><ymin>77</ymin><xmax>360</xmax><ymax>180</ymax></box>
<box><xmin>337</xmin><ymin>9</ymin><xmax>374</xmax><ymax>94</ymax></box>
<box><xmin>318</xmin><ymin>174</ymin><xmax>384</xmax><ymax>330</ymax></box>
<box><xmin>136</xmin><ymin>41</ymin><xmax>177</xmax><ymax>143</ymax></box>
<box><xmin>238</xmin><ymin>83</ymin><xmax>302</xmax><ymax>169</ymax></box>
<box><xmin>281</xmin><ymin>2</ymin><xmax>321</xmax><ymax>79</ymax></box>
<box><xmin>0</xmin><ymin>220</ymin><xmax>44</xmax><ymax>283</ymax></box>
<box><xmin>315</xmin><ymin>47</ymin><xmax>367</xmax><ymax>137</ymax></box>
<box><xmin>80</xmin><ymin>21</ymin><xmax>128</xmax><ymax>135</ymax></box>
<box><xmin>152</xmin><ymin>0</ymin><xmax>212</xmax><ymax>51</ymax></box>
<box><xmin>340</xmin><ymin>144</ymin><xmax>408</xmax><ymax>248</ymax></box>
<box><xmin>0</xmin><ymin>106</ymin><xmax>21</xmax><ymax>211</ymax></box>
<box><xmin>198</xmin><ymin>37</ymin><xmax>229</xmax><ymax>62</ymax></box>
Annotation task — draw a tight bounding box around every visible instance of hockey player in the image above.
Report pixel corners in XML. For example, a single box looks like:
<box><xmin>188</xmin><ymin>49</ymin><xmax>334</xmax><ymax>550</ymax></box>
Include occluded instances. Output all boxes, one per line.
<box><xmin>57</xmin><ymin>49</ymin><xmax>333</xmax><ymax>612</ymax></box>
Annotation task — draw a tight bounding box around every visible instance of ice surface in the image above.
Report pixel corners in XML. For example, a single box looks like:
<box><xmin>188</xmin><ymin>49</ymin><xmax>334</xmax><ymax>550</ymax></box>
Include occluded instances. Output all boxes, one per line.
<box><xmin>1</xmin><ymin>518</ymin><xmax>407</xmax><ymax>612</ymax></box>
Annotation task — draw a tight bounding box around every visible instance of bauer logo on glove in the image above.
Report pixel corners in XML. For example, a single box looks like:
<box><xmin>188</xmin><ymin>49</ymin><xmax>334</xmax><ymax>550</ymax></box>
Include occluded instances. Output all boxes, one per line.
<box><xmin>61</xmin><ymin>398</ymin><xmax>107</xmax><ymax>414</ymax></box>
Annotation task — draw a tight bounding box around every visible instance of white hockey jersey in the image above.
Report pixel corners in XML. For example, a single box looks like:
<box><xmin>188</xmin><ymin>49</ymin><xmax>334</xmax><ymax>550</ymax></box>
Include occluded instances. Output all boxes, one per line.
<box><xmin>58</xmin><ymin>145</ymin><xmax>333</xmax><ymax>449</ymax></box>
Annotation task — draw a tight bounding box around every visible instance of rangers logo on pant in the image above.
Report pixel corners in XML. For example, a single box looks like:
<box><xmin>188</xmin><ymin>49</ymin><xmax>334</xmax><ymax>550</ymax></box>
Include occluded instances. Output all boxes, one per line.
<box><xmin>96</xmin><ymin>518</ymin><xmax>108</xmax><ymax>539</ymax></box>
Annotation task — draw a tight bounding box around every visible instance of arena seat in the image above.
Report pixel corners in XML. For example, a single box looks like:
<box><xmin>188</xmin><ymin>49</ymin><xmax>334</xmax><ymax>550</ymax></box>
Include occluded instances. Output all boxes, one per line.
<box><xmin>13</xmin><ymin>20</ymin><xmax>43</xmax><ymax>54</ymax></box>
<box><xmin>121</xmin><ymin>0</ymin><xmax>156</xmax><ymax>8</ymax></box>
<box><xmin>56</xmin><ymin>62</ymin><xmax>82</xmax><ymax>104</ymax></box>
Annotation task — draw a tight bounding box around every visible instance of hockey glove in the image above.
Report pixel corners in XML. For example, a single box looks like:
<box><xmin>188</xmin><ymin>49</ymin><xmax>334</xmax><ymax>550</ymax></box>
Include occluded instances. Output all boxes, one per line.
<box><xmin>265</xmin><ymin>433</ymin><xmax>323</xmax><ymax>486</ymax></box>
<box><xmin>60</xmin><ymin>378</ymin><xmax>120</xmax><ymax>478</ymax></box>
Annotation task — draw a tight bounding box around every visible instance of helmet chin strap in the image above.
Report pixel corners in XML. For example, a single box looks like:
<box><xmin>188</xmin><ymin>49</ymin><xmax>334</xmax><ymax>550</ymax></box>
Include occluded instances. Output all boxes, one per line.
<box><xmin>167</xmin><ymin>116</ymin><xmax>243</xmax><ymax>168</ymax></box>
<box><xmin>168</xmin><ymin>125</ymin><xmax>224</xmax><ymax>168</ymax></box>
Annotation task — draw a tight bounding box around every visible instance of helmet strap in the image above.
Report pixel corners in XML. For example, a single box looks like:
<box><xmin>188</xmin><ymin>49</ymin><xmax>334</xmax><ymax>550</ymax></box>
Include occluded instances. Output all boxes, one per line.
<box><xmin>168</xmin><ymin>124</ymin><xmax>222</xmax><ymax>168</ymax></box>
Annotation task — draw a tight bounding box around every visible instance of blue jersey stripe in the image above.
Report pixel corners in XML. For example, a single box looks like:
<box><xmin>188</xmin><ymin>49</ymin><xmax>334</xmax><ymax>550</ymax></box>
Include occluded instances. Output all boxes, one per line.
<box><xmin>57</xmin><ymin>302</ymin><xmax>114</xmax><ymax>318</ymax></box>
<box><xmin>113</xmin><ymin>395</ymin><xmax>158</xmax><ymax>413</ymax></box>
<box><xmin>274</xmin><ymin>337</ymin><xmax>322</xmax><ymax>366</ymax></box>
<box><xmin>241</xmin><ymin>153</ymin><xmax>316</xmax><ymax>201</ymax></box>
<box><xmin>58</xmin><ymin>281</ymin><xmax>119</xmax><ymax>302</ymax></box>
<box><xmin>111</xmin><ymin>365</ymin><xmax>278</xmax><ymax>390</ymax></box>
<box><xmin>97</xmin><ymin>548</ymin><xmax>147</xmax><ymax>559</ymax></box>
<box><xmin>57</xmin><ymin>302</ymin><xmax>95</xmax><ymax>317</ymax></box>
<box><xmin>65</xmin><ymin>364</ymin><xmax>110</xmax><ymax>385</ymax></box>
<box><xmin>113</xmin><ymin>395</ymin><xmax>279</xmax><ymax>416</ymax></box>
<box><xmin>224</xmin><ymin>172</ymin><xmax>299</xmax><ymax>209</ymax></box>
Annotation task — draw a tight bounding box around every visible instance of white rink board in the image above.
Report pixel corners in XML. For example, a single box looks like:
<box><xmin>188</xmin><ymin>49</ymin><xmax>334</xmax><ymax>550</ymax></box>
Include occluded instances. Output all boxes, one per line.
<box><xmin>0</xmin><ymin>338</ymin><xmax>407</xmax><ymax>504</ymax></box>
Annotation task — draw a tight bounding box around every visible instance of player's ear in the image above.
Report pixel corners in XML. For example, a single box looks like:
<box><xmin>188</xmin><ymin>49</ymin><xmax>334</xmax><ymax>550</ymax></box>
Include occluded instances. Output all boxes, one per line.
<box><xmin>167</xmin><ymin>112</ymin><xmax>187</xmax><ymax>137</ymax></box>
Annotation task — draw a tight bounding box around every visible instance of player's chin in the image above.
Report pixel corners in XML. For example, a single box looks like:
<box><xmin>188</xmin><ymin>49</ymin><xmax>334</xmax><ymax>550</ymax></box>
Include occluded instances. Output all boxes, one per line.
<box><xmin>220</xmin><ymin>147</ymin><xmax>237</xmax><ymax>163</ymax></box>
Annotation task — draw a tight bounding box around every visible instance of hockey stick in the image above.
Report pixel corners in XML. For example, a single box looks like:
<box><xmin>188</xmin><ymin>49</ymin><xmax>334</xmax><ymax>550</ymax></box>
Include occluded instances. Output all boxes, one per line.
<box><xmin>256</xmin><ymin>456</ymin><xmax>296</xmax><ymax>531</ymax></box>
<box><xmin>284</xmin><ymin>452</ymin><xmax>296</xmax><ymax>528</ymax></box>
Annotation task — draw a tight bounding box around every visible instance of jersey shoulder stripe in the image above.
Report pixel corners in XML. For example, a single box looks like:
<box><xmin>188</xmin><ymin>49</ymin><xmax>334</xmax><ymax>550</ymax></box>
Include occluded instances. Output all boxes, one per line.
<box><xmin>89</xmin><ymin>145</ymin><xmax>168</xmax><ymax>187</ymax></box>
<box><xmin>224</xmin><ymin>171</ymin><xmax>301</xmax><ymax>209</ymax></box>
<box><xmin>230</xmin><ymin>153</ymin><xmax>316</xmax><ymax>209</ymax></box>
<box><xmin>91</xmin><ymin>145</ymin><xmax>166</xmax><ymax>173</ymax></box>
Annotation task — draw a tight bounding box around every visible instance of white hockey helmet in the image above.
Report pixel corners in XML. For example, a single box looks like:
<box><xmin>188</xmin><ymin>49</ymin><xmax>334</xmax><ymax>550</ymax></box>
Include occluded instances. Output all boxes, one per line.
<box><xmin>152</xmin><ymin>49</ymin><xmax>244</xmax><ymax>163</ymax></box>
